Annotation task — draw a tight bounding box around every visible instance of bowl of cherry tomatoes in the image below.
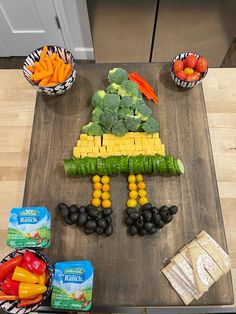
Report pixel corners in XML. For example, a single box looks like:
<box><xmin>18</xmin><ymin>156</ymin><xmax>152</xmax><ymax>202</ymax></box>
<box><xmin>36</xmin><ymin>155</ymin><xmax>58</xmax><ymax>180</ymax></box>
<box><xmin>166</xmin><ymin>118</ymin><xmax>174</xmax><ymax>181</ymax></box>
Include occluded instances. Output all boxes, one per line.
<box><xmin>170</xmin><ymin>52</ymin><xmax>208</xmax><ymax>88</ymax></box>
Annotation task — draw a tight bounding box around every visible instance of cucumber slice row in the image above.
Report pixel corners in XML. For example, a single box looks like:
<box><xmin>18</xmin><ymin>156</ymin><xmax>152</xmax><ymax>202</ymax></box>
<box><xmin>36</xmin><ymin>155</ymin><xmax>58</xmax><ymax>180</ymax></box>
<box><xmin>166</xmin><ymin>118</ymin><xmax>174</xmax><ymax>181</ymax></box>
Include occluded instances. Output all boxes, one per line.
<box><xmin>64</xmin><ymin>154</ymin><xmax>184</xmax><ymax>177</ymax></box>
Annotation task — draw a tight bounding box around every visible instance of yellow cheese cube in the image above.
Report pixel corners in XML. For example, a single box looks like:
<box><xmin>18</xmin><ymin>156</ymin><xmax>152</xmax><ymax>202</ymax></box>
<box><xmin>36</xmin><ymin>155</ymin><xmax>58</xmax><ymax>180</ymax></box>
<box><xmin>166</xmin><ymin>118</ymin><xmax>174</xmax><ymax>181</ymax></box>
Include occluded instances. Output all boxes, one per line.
<box><xmin>73</xmin><ymin>147</ymin><xmax>81</xmax><ymax>157</ymax></box>
<box><xmin>153</xmin><ymin>133</ymin><xmax>159</xmax><ymax>139</ymax></box>
<box><xmin>146</xmin><ymin>134</ymin><xmax>152</xmax><ymax>139</ymax></box>
<box><xmin>135</xmin><ymin>145</ymin><xmax>143</xmax><ymax>151</ymax></box>
<box><xmin>101</xmin><ymin>152</ymin><xmax>108</xmax><ymax>157</ymax></box>
<box><xmin>80</xmin><ymin>152</ymin><xmax>87</xmax><ymax>157</ymax></box>
<box><xmin>127</xmin><ymin>139</ymin><xmax>135</xmax><ymax>146</ymax></box>
<box><xmin>80</xmin><ymin>141</ymin><xmax>88</xmax><ymax>147</ymax></box>
<box><xmin>87</xmin><ymin>141</ymin><xmax>94</xmax><ymax>147</ymax></box>
<box><xmin>146</xmin><ymin>149</ymin><xmax>152</xmax><ymax>155</ymax></box>
<box><xmin>93</xmin><ymin>147</ymin><xmax>99</xmax><ymax>153</ymax></box>
<box><xmin>154</xmin><ymin>138</ymin><xmax>161</xmax><ymax>146</ymax></box>
<box><xmin>125</xmin><ymin>132</ymin><xmax>134</xmax><ymax>138</ymax></box>
<box><xmin>86</xmin><ymin>146</ymin><xmax>93</xmax><ymax>153</ymax></box>
<box><xmin>80</xmin><ymin>134</ymin><xmax>88</xmax><ymax>141</ymax></box>
<box><xmin>128</xmin><ymin>151</ymin><xmax>134</xmax><ymax>156</ymax></box>
<box><xmin>135</xmin><ymin>138</ymin><xmax>142</xmax><ymax>145</ymax></box>
<box><xmin>139</xmin><ymin>132</ymin><xmax>147</xmax><ymax>138</ymax></box>
<box><xmin>87</xmin><ymin>136</ymin><xmax>94</xmax><ymax>141</ymax></box>
<box><xmin>133</xmin><ymin>151</ymin><xmax>139</xmax><ymax>156</ymax></box>
<box><xmin>80</xmin><ymin>146</ymin><xmax>87</xmax><ymax>153</ymax></box>
<box><xmin>76</xmin><ymin>140</ymin><xmax>81</xmax><ymax>147</ymax></box>
<box><xmin>139</xmin><ymin>150</ymin><xmax>145</xmax><ymax>155</ymax></box>
<box><xmin>103</xmin><ymin>134</ymin><xmax>110</xmax><ymax>140</ymax></box>
<box><xmin>100</xmin><ymin>146</ymin><xmax>107</xmax><ymax>154</ymax></box>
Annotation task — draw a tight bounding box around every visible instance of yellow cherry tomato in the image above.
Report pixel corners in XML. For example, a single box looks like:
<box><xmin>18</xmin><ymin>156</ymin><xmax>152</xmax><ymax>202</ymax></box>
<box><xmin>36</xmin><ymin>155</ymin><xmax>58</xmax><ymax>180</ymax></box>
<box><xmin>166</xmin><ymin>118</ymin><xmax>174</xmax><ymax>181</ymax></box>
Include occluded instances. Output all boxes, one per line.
<box><xmin>91</xmin><ymin>198</ymin><xmax>101</xmax><ymax>207</ymax></box>
<box><xmin>128</xmin><ymin>175</ymin><xmax>136</xmax><ymax>183</ymax></box>
<box><xmin>127</xmin><ymin>199</ymin><xmax>137</xmax><ymax>208</ymax></box>
<box><xmin>128</xmin><ymin>183</ymin><xmax>137</xmax><ymax>191</ymax></box>
<box><xmin>184</xmin><ymin>67</ymin><xmax>194</xmax><ymax>75</ymax></box>
<box><xmin>92</xmin><ymin>175</ymin><xmax>101</xmax><ymax>183</ymax></box>
<box><xmin>136</xmin><ymin>174</ymin><xmax>143</xmax><ymax>182</ymax></box>
<box><xmin>138</xmin><ymin>189</ymin><xmax>147</xmax><ymax>197</ymax></box>
<box><xmin>102</xmin><ymin>192</ymin><xmax>110</xmax><ymax>200</ymax></box>
<box><xmin>102</xmin><ymin>183</ymin><xmax>110</xmax><ymax>192</ymax></box>
<box><xmin>93</xmin><ymin>182</ymin><xmax>102</xmax><ymax>190</ymax></box>
<box><xmin>139</xmin><ymin>197</ymin><xmax>148</xmax><ymax>206</ymax></box>
<box><xmin>129</xmin><ymin>190</ymin><xmax>138</xmax><ymax>199</ymax></box>
<box><xmin>101</xmin><ymin>175</ymin><xmax>110</xmax><ymax>184</ymax></box>
<box><xmin>102</xmin><ymin>200</ymin><xmax>111</xmax><ymax>208</ymax></box>
<box><xmin>93</xmin><ymin>190</ymin><xmax>102</xmax><ymax>199</ymax></box>
<box><xmin>137</xmin><ymin>182</ymin><xmax>146</xmax><ymax>190</ymax></box>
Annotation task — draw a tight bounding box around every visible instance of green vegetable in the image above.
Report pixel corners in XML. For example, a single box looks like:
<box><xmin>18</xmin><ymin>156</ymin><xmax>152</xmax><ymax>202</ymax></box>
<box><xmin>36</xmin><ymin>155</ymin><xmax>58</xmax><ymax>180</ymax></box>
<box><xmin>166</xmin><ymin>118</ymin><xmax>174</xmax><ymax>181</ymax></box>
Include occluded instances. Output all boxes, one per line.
<box><xmin>64</xmin><ymin>154</ymin><xmax>184</xmax><ymax>176</ymax></box>
<box><xmin>111</xmin><ymin>120</ymin><xmax>128</xmax><ymax>136</ymax></box>
<box><xmin>120</xmin><ymin>96</ymin><xmax>134</xmax><ymax>108</ymax></box>
<box><xmin>134</xmin><ymin>100</ymin><xmax>152</xmax><ymax>121</ymax></box>
<box><xmin>142</xmin><ymin>116</ymin><xmax>160</xmax><ymax>133</ymax></box>
<box><xmin>125</xmin><ymin>115</ymin><xmax>142</xmax><ymax>131</ymax></box>
<box><xmin>118</xmin><ymin>80</ymin><xmax>140</xmax><ymax>97</ymax></box>
<box><xmin>118</xmin><ymin>107</ymin><xmax>133</xmax><ymax>119</ymax></box>
<box><xmin>108</xmin><ymin>68</ymin><xmax>128</xmax><ymax>84</ymax></box>
<box><xmin>91</xmin><ymin>90</ymin><xmax>106</xmax><ymax>108</ymax></box>
<box><xmin>103</xmin><ymin>93</ymin><xmax>120</xmax><ymax>113</ymax></box>
<box><xmin>99</xmin><ymin>112</ymin><xmax>118</xmax><ymax>132</ymax></box>
<box><xmin>106</xmin><ymin>83</ymin><xmax>120</xmax><ymax>94</ymax></box>
<box><xmin>91</xmin><ymin>107</ymin><xmax>103</xmax><ymax>123</ymax></box>
<box><xmin>82</xmin><ymin>122</ymin><xmax>103</xmax><ymax>136</ymax></box>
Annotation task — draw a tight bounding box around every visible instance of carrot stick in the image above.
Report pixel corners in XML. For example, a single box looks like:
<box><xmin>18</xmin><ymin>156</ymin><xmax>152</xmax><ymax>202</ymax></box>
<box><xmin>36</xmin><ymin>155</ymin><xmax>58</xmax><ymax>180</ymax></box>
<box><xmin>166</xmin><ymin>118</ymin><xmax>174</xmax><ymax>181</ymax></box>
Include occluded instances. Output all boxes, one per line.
<box><xmin>31</xmin><ymin>70</ymin><xmax>53</xmax><ymax>81</ymax></box>
<box><xmin>26</xmin><ymin>65</ymin><xmax>35</xmax><ymax>73</ymax></box>
<box><xmin>51</xmin><ymin>62</ymin><xmax>60</xmax><ymax>82</ymax></box>
<box><xmin>34</xmin><ymin>61</ymin><xmax>45</xmax><ymax>72</ymax></box>
<box><xmin>46</xmin><ymin>82</ymin><xmax>58</xmax><ymax>86</ymax></box>
<box><xmin>39</xmin><ymin>77</ymin><xmax>50</xmax><ymax>87</ymax></box>
<box><xmin>49</xmin><ymin>53</ymin><xmax>57</xmax><ymax>61</ymax></box>
<box><xmin>46</xmin><ymin>55</ymin><xmax>53</xmax><ymax>73</ymax></box>
<box><xmin>62</xmin><ymin>64</ymin><xmax>72</xmax><ymax>81</ymax></box>
<box><xmin>40</xmin><ymin>46</ymin><xmax>48</xmax><ymax>63</ymax></box>
<box><xmin>58</xmin><ymin>63</ymin><xmax>66</xmax><ymax>82</ymax></box>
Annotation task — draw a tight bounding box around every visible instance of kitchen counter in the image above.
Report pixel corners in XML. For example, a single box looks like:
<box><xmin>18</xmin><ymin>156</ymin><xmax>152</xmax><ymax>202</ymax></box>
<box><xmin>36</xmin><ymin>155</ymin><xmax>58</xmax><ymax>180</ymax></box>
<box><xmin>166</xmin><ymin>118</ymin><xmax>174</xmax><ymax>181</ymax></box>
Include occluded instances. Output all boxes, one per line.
<box><xmin>0</xmin><ymin>68</ymin><xmax>235</xmax><ymax>309</ymax></box>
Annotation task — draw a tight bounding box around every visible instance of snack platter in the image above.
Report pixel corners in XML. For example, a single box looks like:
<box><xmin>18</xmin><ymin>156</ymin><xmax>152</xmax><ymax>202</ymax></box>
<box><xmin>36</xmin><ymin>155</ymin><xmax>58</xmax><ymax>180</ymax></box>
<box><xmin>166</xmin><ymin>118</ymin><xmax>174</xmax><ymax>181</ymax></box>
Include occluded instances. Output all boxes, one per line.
<box><xmin>22</xmin><ymin>62</ymin><xmax>233</xmax><ymax>308</ymax></box>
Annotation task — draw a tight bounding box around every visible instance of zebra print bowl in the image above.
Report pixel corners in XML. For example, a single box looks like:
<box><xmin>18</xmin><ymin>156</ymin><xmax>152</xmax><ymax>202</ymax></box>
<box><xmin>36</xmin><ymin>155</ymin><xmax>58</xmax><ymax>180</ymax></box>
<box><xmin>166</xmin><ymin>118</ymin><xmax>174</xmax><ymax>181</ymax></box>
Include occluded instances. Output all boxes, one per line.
<box><xmin>23</xmin><ymin>45</ymin><xmax>76</xmax><ymax>96</ymax></box>
<box><xmin>170</xmin><ymin>52</ymin><xmax>208</xmax><ymax>88</ymax></box>
<box><xmin>0</xmin><ymin>249</ymin><xmax>52</xmax><ymax>314</ymax></box>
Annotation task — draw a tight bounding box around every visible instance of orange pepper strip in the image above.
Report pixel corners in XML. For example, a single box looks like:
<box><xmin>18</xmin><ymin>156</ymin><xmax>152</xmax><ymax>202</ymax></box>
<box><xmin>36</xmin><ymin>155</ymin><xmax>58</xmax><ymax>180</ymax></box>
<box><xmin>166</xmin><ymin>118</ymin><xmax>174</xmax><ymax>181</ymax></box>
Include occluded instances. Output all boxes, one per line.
<box><xmin>17</xmin><ymin>294</ymin><xmax>43</xmax><ymax>308</ymax></box>
<box><xmin>0</xmin><ymin>295</ymin><xmax>19</xmax><ymax>301</ymax></box>
<box><xmin>39</xmin><ymin>46</ymin><xmax>48</xmax><ymax>63</ymax></box>
<box><xmin>26</xmin><ymin>65</ymin><xmax>35</xmax><ymax>73</ymax></box>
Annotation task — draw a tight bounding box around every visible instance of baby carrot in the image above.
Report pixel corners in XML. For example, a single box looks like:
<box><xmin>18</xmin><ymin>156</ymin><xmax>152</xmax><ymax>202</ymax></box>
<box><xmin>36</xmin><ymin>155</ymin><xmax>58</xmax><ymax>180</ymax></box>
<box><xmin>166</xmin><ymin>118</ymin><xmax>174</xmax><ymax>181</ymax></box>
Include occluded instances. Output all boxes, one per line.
<box><xmin>46</xmin><ymin>55</ymin><xmax>53</xmax><ymax>73</ymax></box>
<box><xmin>39</xmin><ymin>77</ymin><xmax>50</xmax><ymax>87</ymax></box>
<box><xmin>31</xmin><ymin>70</ymin><xmax>53</xmax><ymax>81</ymax></box>
<box><xmin>51</xmin><ymin>62</ymin><xmax>60</xmax><ymax>82</ymax></box>
<box><xmin>34</xmin><ymin>61</ymin><xmax>45</xmax><ymax>72</ymax></box>
<box><xmin>40</xmin><ymin>61</ymin><xmax>47</xmax><ymax>71</ymax></box>
<box><xmin>58</xmin><ymin>63</ymin><xmax>66</xmax><ymax>82</ymax></box>
<box><xmin>40</xmin><ymin>46</ymin><xmax>48</xmax><ymax>63</ymax></box>
<box><xmin>46</xmin><ymin>82</ymin><xmax>58</xmax><ymax>86</ymax></box>
<box><xmin>63</xmin><ymin>64</ymin><xmax>72</xmax><ymax>80</ymax></box>
<box><xmin>26</xmin><ymin>65</ymin><xmax>35</xmax><ymax>73</ymax></box>
<box><xmin>49</xmin><ymin>53</ymin><xmax>57</xmax><ymax>61</ymax></box>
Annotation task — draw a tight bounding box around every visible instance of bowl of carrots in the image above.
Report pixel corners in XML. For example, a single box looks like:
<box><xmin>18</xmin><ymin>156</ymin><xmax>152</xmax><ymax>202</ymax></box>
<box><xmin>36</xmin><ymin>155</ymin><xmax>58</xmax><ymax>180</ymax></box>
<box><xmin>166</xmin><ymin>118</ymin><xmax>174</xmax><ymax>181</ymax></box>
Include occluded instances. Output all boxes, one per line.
<box><xmin>0</xmin><ymin>249</ymin><xmax>52</xmax><ymax>313</ymax></box>
<box><xmin>23</xmin><ymin>45</ymin><xmax>76</xmax><ymax>96</ymax></box>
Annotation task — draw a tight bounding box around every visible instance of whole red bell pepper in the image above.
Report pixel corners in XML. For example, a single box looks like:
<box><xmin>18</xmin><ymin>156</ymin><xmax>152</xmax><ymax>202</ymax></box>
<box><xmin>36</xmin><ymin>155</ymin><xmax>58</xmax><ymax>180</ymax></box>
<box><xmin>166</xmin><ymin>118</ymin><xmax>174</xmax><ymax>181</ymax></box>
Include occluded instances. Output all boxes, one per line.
<box><xmin>1</xmin><ymin>276</ymin><xmax>20</xmax><ymax>296</ymax></box>
<box><xmin>23</xmin><ymin>252</ymin><xmax>46</xmax><ymax>275</ymax></box>
<box><xmin>0</xmin><ymin>255</ymin><xmax>23</xmax><ymax>282</ymax></box>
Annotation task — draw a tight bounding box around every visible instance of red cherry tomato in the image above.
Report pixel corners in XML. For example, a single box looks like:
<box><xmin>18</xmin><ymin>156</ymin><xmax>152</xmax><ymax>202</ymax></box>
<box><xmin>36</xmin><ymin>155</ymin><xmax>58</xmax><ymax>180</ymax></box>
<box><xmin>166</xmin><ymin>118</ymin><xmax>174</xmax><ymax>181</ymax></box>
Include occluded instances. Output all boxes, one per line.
<box><xmin>185</xmin><ymin>54</ymin><xmax>197</xmax><ymax>68</ymax></box>
<box><xmin>186</xmin><ymin>73</ymin><xmax>200</xmax><ymax>82</ymax></box>
<box><xmin>176</xmin><ymin>70</ymin><xmax>187</xmax><ymax>80</ymax></box>
<box><xmin>196</xmin><ymin>57</ymin><xmax>208</xmax><ymax>73</ymax></box>
<box><xmin>173</xmin><ymin>60</ymin><xmax>184</xmax><ymax>73</ymax></box>
<box><xmin>182</xmin><ymin>59</ymin><xmax>186</xmax><ymax>68</ymax></box>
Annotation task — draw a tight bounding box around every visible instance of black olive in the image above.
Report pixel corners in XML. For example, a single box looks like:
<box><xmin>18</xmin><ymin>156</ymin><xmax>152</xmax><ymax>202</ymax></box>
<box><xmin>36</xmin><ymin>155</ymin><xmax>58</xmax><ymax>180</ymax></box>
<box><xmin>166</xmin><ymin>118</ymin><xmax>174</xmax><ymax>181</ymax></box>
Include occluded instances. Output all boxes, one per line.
<box><xmin>126</xmin><ymin>207</ymin><xmax>136</xmax><ymax>215</ymax></box>
<box><xmin>70</xmin><ymin>204</ymin><xmax>78</xmax><ymax>213</ymax></box>
<box><xmin>63</xmin><ymin>216</ymin><xmax>74</xmax><ymax>225</ymax></box>
<box><xmin>161</xmin><ymin>212</ymin><xmax>170</xmax><ymax>223</ymax></box>
<box><xmin>105</xmin><ymin>216</ymin><xmax>112</xmax><ymax>224</ymax></box>
<box><xmin>125</xmin><ymin>217</ymin><xmax>133</xmax><ymax>226</ymax></box>
<box><xmin>142</xmin><ymin>210</ymin><xmax>152</xmax><ymax>221</ymax></box>
<box><xmin>88</xmin><ymin>208</ymin><xmax>99</xmax><ymax>218</ymax></box>
<box><xmin>58</xmin><ymin>203</ymin><xmax>68</xmax><ymax>211</ymax></box>
<box><xmin>103</xmin><ymin>208</ymin><xmax>113</xmax><ymax>216</ymax></box>
<box><xmin>165</xmin><ymin>214</ymin><xmax>173</xmax><ymax>224</ymax></box>
<box><xmin>159</xmin><ymin>205</ymin><xmax>169</xmax><ymax>215</ymax></box>
<box><xmin>78</xmin><ymin>206</ymin><xmax>86</xmax><ymax>213</ymax></box>
<box><xmin>97</xmin><ymin>218</ymin><xmax>107</xmax><ymax>230</ymax></box>
<box><xmin>148</xmin><ymin>227</ymin><xmax>158</xmax><ymax>234</ymax></box>
<box><xmin>96</xmin><ymin>227</ymin><xmax>104</xmax><ymax>235</ymax></box>
<box><xmin>129</xmin><ymin>212</ymin><xmax>139</xmax><ymax>221</ymax></box>
<box><xmin>129</xmin><ymin>225</ymin><xmax>138</xmax><ymax>236</ymax></box>
<box><xmin>85</xmin><ymin>220</ymin><xmax>97</xmax><ymax>230</ymax></box>
<box><xmin>140</xmin><ymin>203</ymin><xmax>153</xmax><ymax>211</ymax></box>
<box><xmin>86</xmin><ymin>204</ymin><xmax>97</xmax><ymax>211</ymax></box>
<box><xmin>155</xmin><ymin>220</ymin><xmax>165</xmax><ymax>229</ymax></box>
<box><xmin>70</xmin><ymin>212</ymin><xmax>79</xmax><ymax>223</ymax></box>
<box><xmin>169</xmin><ymin>206</ymin><xmax>178</xmax><ymax>215</ymax></box>
<box><xmin>138</xmin><ymin>228</ymin><xmax>147</xmax><ymax>236</ymax></box>
<box><xmin>152</xmin><ymin>213</ymin><xmax>161</xmax><ymax>226</ymax></box>
<box><xmin>77</xmin><ymin>213</ymin><xmax>88</xmax><ymax>227</ymax></box>
<box><xmin>104</xmin><ymin>224</ymin><xmax>113</xmax><ymax>236</ymax></box>
<box><xmin>84</xmin><ymin>228</ymin><xmax>94</xmax><ymax>235</ymax></box>
<box><xmin>60</xmin><ymin>205</ymin><xmax>70</xmax><ymax>218</ymax></box>
<box><xmin>144</xmin><ymin>222</ymin><xmax>154</xmax><ymax>232</ymax></box>
<box><xmin>135</xmin><ymin>219</ymin><xmax>144</xmax><ymax>229</ymax></box>
<box><xmin>152</xmin><ymin>207</ymin><xmax>159</xmax><ymax>215</ymax></box>
<box><xmin>96</xmin><ymin>212</ymin><xmax>102</xmax><ymax>220</ymax></box>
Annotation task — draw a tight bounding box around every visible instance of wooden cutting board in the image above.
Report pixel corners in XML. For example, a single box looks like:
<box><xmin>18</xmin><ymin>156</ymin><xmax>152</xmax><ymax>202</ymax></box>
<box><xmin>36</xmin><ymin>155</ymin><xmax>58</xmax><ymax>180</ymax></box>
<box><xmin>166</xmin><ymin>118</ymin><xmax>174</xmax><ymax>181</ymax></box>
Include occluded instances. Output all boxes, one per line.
<box><xmin>23</xmin><ymin>63</ymin><xmax>234</xmax><ymax>307</ymax></box>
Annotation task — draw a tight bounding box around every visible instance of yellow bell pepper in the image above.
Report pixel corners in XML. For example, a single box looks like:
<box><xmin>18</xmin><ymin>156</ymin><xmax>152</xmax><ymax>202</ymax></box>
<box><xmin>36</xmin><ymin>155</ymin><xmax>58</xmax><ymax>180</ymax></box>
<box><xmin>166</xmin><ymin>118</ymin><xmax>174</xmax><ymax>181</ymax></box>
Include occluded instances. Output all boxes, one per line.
<box><xmin>38</xmin><ymin>271</ymin><xmax>46</xmax><ymax>285</ymax></box>
<box><xmin>19</xmin><ymin>283</ymin><xmax>47</xmax><ymax>299</ymax></box>
<box><xmin>12</xmin><ymin>266</ymin><xmax>40</xmax><ymax>284</ymax></box>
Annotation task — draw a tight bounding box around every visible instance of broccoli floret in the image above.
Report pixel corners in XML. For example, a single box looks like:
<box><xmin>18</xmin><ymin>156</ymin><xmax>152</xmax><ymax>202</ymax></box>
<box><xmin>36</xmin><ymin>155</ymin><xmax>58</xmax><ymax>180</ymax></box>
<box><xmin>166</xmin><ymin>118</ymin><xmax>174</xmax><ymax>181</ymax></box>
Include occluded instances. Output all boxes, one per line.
<box><xmin>82</xmin><ymin>122</ymin><xmax>103</xmax><ymax>136</ymax></box>
<box><xmin>120</xmin><ymin>96</ymin><xmax>134</xmax><ymax>108</ymax></box>
<box><xmin>108</xmin><ymin>68</ymin><xmax>128</xmax><ymax>84</ymax></box>
<box><xmin>118</xmin><ymin>107</ymin><xmax>133</xmax><ymax>119</ymax></box>
<box><xmin>134</xmin><ymin>100</ymin><xmax>152</xmax><ymax>121</ymax></box>
<box><xmin>133</xmin><ymin>91</ymin><xmax>143</xmax><ymax>103</ymax></box>
<box><xmin>91</xmin><ymin>90</ymin><xmax>106</xmax><ymax>108</ymax></box>
<box><xmin>111</xmin><ymin>120</ymin><xmax>128</xmax><ymax>136</ymax></box>
<box><xmin>125</xmin><ymin>115</ymin><xmax>142</xmax><ymax>131</ymax></box>
<box><xmin>118</xmin><ymin>80</ymin><xmax>140</xmax><ymax>97</ymax></box>
<box><xmin>106</xmin><ymin>83</ymin><xmax>120</xmax><ymax>94</ymax></box>
<box><xmin>103</xmin><ymin>93</ymin><xmax>120</xmax><ymax>113</ymax></box>
<box><xmin>91</xmin><ymin>107</ymin><xmax>103</xmax><ymax>123</ymax></box>
<box><xmin>142</xmin><ymin>117</ymin><xmax>160</xmax><ymax>133</ymax></box>
<box><xmin>99</xmin><ymin>112</ymin><xmax>118</xmax><ymax>132</ymax></box>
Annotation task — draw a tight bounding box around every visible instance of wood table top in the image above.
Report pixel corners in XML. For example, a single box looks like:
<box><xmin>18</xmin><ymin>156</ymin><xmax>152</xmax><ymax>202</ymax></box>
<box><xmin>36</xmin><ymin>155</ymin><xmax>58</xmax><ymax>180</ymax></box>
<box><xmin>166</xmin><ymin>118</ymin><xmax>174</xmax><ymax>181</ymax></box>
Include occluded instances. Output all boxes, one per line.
<box><xmin>20</xmin><ymin>63</ymin><xmax>234</xmax><ymax>307</ymax></box>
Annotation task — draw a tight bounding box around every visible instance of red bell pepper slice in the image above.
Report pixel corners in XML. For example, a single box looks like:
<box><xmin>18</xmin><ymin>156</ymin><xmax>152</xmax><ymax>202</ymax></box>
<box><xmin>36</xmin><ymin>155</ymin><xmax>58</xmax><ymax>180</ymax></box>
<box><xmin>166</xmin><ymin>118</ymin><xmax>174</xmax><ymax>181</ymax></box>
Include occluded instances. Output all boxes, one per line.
<box><xmin>0</xmin><ymin>255</ymin><xmax>23</xmax><ymax>282</ymax></box>
<box><xmin>17</xmin><ymin>294</ymin><xmax>43</xmax><ymax>307</ymax></box>
<box><xmin>1</xmin><ymin>276</ymin><xmax>20</xmax><ymax>296</ymax></box>
<box><xmin>23</xmin><ymin>252</ymin><xmax>46</xmax><ymax>275</ymax></box>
